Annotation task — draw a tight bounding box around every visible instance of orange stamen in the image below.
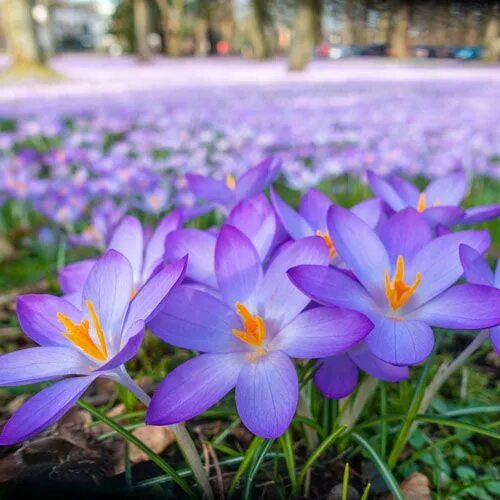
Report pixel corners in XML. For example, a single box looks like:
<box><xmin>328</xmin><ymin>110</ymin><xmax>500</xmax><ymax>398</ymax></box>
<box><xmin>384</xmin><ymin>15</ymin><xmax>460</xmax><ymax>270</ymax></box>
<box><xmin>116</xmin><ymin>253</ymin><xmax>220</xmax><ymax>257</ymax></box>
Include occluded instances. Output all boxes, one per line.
<box><xmin>226</xmin><ymin>174</ymin><xmax>236</xmax><ymax>190</ymax></box>
<box><xmin>417</xmin><ymin>193</ymin><xmax>441</xmax><ymax>212</ymax></box>
<box><xmin>316</xmin><ymin>230</ymin><xmax>336</xmax><ymax>259</ymax></box>
<box><xmin>232</xmin><ymin>302</ymin><xmax>266</xmax><ymax>348</ymax></box>
<box><xmin>57</xmin><ymin>299</ymin><xmax>108</xmax><ymax>361</ymax></box>
<box><xmin>384</xmin><ymin>256</ymin><xmax>422</xmax><ymax>311</ymax></box>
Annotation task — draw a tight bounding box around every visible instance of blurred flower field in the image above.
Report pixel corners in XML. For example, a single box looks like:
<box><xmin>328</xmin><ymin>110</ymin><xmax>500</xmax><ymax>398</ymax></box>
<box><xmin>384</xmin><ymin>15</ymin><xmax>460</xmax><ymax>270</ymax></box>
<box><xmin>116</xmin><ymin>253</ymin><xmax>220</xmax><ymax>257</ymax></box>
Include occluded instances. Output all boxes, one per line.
<box><xmin>0</xmin><ymin>58</ymin><xmax>499</xmax><ymax>498</ymax></box>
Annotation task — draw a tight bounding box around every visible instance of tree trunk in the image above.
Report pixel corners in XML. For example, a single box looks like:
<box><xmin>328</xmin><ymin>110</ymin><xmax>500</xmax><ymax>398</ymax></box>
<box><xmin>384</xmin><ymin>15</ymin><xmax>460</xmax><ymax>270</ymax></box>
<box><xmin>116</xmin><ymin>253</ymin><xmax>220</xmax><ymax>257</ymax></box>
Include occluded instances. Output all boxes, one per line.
<box><xmin>343</xmin><ymin>0</ymin><xmax>355</xmax><ymax>44</ymax></box>
<box><xmin>390</xmin><ymin>0</ymin><xmax>411</xmax><ymax>58</ymax></box>
<box><xmin>1</xmin><ymin>0</ymin><xmax>46</xmax><ymax>68</ymax></box>
<box><xmin>249</xmin><ymin>0</ymin><xmax>271</xmax><ymax>59</ymax></box>
<box><xmin>288</xmin><ymin>0</ymin><xmax>322</xmax><ymax>71</ymax></box>
<box><xmin>483</xmin><ymin>3</ymin><xmax>500</xmax><ymax>62</ymax></box>
<box><xmin>134</xmin><ymin>0</ymin><xmax>151</xmax><ymax>61</ymax></box>
<box><xmin>156</xmin><ymin>0</ymin><xmax>184</xmax><ymax>57</ymax></box>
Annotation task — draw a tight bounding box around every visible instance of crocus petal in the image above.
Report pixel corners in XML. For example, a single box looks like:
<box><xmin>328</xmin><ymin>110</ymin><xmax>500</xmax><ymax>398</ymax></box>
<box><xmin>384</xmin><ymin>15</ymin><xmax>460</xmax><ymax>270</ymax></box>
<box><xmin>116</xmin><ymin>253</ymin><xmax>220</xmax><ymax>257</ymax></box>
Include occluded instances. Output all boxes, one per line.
<box><xmin>411</xmin><ymin>284</ymin><xmax>500</xmax><ymax>329</ymax></box>
<box><xmin>425</xmin><ymin>171</ymin><xmax>467</xmax><ymax>206</ymax></box>
<box><xmin>270</xmin><ymin>187</ymin><xmax>314</xmax><ymax>240</ymax></box>
<box><xmin>236</xmin><ymin>351</ymin><xmax>298</xmax><ymax>439</ymax></box>
<box><xmin>328</xmin><ymin>205</ymin><xmax>390</xmax><ymax>298</ymax></box>
<box><xmin>146</xmin><ymin>353</ymin><xmax>244</xmax><ymax>425</ymax></box>
<box><xmin>109</xmin><ymin>216</ymin><xmax>144</xmax><ymax>285</ymax></box>
<box><xmin>408</xmin><ymin>230</ymin><xmax>490</xmax><ymax>308</ymax></box>
<box><xmin>423</xmin><ymin>206</ymin><xmax>464</xmax><ymax>228</ymax></box>
<box><xmin>490</xmin><ymin>326</ymin><xmax>500</xmax><ymax>354</ymax></box>
<box><xmin>235</xmin><ymin>157</ymin><xmax>280</xmax><ymax>201</ymax></box>
<box><xmin>0</xmin><ymin>346</ymin><xmax>91</xmax><ymax>386</ymax></box>
<box><xmin>365</xmin><ymin>316</ymin><xmax>435</xmax><ymax>366</ymax></box>
<box><xmin>142</xmin><ymin>209</ymin><xmax>182</xmax><ymax>282</ymax></box>
<box><xmin>149</xmin><ymin>285</ymin><xmax>246</xmax><ymax>353</ymax></box>
<box><xmin>0</xmin><ymin>375</ymin><xmax>97</xmax><ymax>445</ymax></box>
<box><xmin>348</xmin><ymin>343</ymin><xmax>409</xmax><ymax>382</ymax></box>
<box><xmin>58</xmin><ymin>259</ymin><xmax>96</xmax><ymax>294</ymax></box>
<box><xmin>461</xmin><ymin>204</ymin><xmax>500</xmax><ymax>224</ymax></box>
<box><xmin>82</xmin><ymin>250</ymin><xmax>133</xmax><ymax>343</ymax></box>
<box><xmin>215</xmin><ymin>225</ymin><xmax>262</xmax><ymax>310</ymax></box>
<box><xmin>270</xmin><ymin>306</ymin><xmax>372</xmax><ymax>358</ymax></box>
<box><xmin>228</xmin><ymin>194</ymin><xmax>276</xmax><ymax>260</ymax></box>
<box><xmin>98</xmin><ymin>321</ymin><xmax>145</xmax><ymax>372</ymax></box>
<box><xmin>314</xmin><ymin>354</ymin><xmax>359</xmax><ymax>399</ymax></box>
<box><xmin>367</xmin><ymin>171</ymin><xmax>406</xmax><ymax>211</ymax></box>
<box><xmin>16</xmin><ymin>294</ymin><xmax>83</xmax><ymax>347</ymax></box>
<box><xmin>165</xmin><ymin>228</ymin><xmax>217</xmax><ymax>288</ymax></box>
<box><xmin>388</xmin><ymin>175</ymin><xmax>420</xmax><ymax>206</ymax></box>
<box><xmin>125</xmin><ymin>256</ymin><xmax>186</xmax><ymax>333</ymax></box>
<box><xmin>350</xmin><ymin>198</ymin><xmax>384</xmax><ymax>228</ymax></box>
<box><xmin>287</xmin><ymin>264</ymin><xmax>376</xmax><ymax>314</ymax></box>
<box><xmin>185</xmin><ymin>173</ymin><xmax>234</xmax><ymax>204</ymax></box>
<box><xmin>459</xmin><ymin>244</ymin><xmax>494</xmax><ymax>286</ymax></box>
<box><xmin>378</xmin><ymin>208</ymin><xmax>432</xmax><ymax>262</ymax></box>
<box><xmin>259</xmin><ymin>237</ymin><xmax>329</xmax><ymax>330</ymax></box>
<box><xmin>298</xmin><ymin>188</ymin><xmax>331</xmax><ymax>231</ymax></box>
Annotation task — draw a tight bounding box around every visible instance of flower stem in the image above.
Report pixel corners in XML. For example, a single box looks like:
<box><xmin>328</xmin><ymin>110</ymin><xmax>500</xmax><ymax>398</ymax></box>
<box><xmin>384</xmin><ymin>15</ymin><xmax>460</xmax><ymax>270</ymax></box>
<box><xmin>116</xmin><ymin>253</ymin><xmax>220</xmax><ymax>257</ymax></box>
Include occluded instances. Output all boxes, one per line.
<box><xmin>115</xmin><ymin>368</ymin><xmax>214</xmax><ymax>499</ymax></box>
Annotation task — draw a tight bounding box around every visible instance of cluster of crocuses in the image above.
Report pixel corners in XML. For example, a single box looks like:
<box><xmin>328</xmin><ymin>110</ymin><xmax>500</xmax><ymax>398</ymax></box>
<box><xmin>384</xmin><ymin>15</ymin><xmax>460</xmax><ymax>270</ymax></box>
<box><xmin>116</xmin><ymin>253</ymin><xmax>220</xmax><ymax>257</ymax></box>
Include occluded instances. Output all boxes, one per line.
<box><xmin>1</xmin><ymin>78</ymin><xmax>500</xmax><ymax>247</ymax></box>
<box><xmin>1</xmin><ymin>159</ymin><xmax>500</xmax><ymax>445</ymax></box>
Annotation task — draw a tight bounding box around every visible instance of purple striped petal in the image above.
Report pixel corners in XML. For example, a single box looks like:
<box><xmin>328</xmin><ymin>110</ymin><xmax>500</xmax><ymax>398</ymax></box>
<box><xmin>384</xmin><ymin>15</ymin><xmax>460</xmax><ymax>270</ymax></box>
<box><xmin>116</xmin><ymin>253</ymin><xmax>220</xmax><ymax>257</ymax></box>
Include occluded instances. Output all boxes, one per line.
<box><xmin>314</xmin><ymin>354</ymin><xmax>358</xmax><ymax>399</ymax></box>
<box><xmin>350</xmin><ymin>198</ymin><xmax>384</xmax><ymax>228</ymax></box>
<box><xmin>82</xmin><ymin>250</ymin><xmax>133</xmax><ymax>344</ymax></box>
<box><xmin>215</xmin><ymin>225</ymin><xmax>262</xmax><ymax>310</ymax></box>
<box><xmin>287</xmin><ymin>264</ymin><xmax>376</xmax><ymax>313</ymax></box>
<box><xmin>236</xmin><ymin>350</ymin><xmax>298</xmax><ymax>438</ymax></box>
<box><xmin>146</xmin><ymin>353</ymin><xmax>244</xmax><ymax>425</ymax></box>
<box><xmin>270</xmin><ymin>307</ymin><xmax>372</xmax><ymax>359</ymax></box>
<box><xmin>388</xmin><ymin>175</ymin><xmax>420</xmax><ymax>206</ymax></box>
<box><xmin>16</xmin><ymin>294</ymin><xmax>83</xmax><ymax>347</ymax></box>
<box><xmin>423</xmin><ymin>206</ymin><xmax>464</xmax><ymax>228</ymax></box>
<box><xmin>149</xmin><ymin>285</ymin><xmax>246</xmax><ymax>353</ymax></box>
<box><xmin>348</xmin><ymin>343</ymin><xmax>409</xmax><ymax>382</ymax></box>
<box><xmin>365</xmin><ymin>316</ymin><xmax>435</xmax><ymax>366</ymax></box>
<box><xmin>185</xmin><ymin>173</ymin><xmax>234</xmax><ymax>205</ymax></box>
<box><xmin>165</xmin><ymin>228</ymin><xmax>217</xmax><ymax>288</ymax></box>
<box><xmin>425</xmin><ymin>172</ymin><xmax>467</xmax><ymax>206</ymax></box>
<box><xmin>490</xmin><ymin>326</ymin><xmax>500</xmax><ymax>354</ymax></box>
<box><xmin>367</xmin><ymin>171</ymin><xmax>405</xmax><ymax>211</ymax></box>
<box><xmin>0</xmin><ymin>346</ymin><xmax>91</xmax><ymax>386</ymax></box>
<box><xmin>459</xmin><ymin>245</ymin><xmax>494</xmax><ymax>286</ymax></box>
<box><xmin>259</xmin><ymin>237</ymin><xmax>329</xmax><ymax>330</ymax></box>
<box><xmin>408</xmin><ymin>230</ymin><xmax>490</xmax><ymax>308</ymax></box>
<box><xmin>378</xmin><ymin>208</ymin><xmax>432</xmax><ymax>262</ymax></box>
<box><xmin>298</xmin><ymin>188</ymin><xmax>331</xmax><ymax>231</ymax></box>
<box><xmin>328</xmin><ymin>205</ymin><xmax>390</xmax><ymax>298</ymax></box>
<box><xmin>0</xmin><ymin>375</ymin><xmax>97</xmax><ymax>445</ymax></box>
<box><xmin>235</xmin><ymin>157</ymin><xmax>280</xmax><ymax>201</ymax></box>
<box><xmin>411</xmin><ymin>284</ymin><xmax>500</xmax><ymax>329</ymax></box>
<box><xmin>109</xmin><ymin>216</ymin><xmax>144</xmax><ymax>285</ymax></box>
<box><xmin>58</xmin><ymin>259</ymin><xmax>96</xmax><ymax>294</ymax></box>
<box><xmin>270</xmin><ymin>187</ymin><xmax>314</xmax><ymax>240</ymax></box>
<box><xmin>461</xmin><ymin>204</ymin><xmax>500</xmax><ymax>224</ymax></box>
<box><xmin>142</xmin><ymin>209</ymin><xmax>182</xmax><ymax>282</ymax></box>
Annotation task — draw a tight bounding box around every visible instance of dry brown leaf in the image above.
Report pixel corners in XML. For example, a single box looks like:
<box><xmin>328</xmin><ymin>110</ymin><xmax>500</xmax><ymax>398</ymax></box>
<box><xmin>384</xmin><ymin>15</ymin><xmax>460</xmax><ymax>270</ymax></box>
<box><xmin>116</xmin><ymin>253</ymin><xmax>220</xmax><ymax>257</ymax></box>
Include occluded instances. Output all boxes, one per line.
<box><xmin>398</xmin><ymin>472</ymin><xmax>431</xmax><ymax>500</ymax></box>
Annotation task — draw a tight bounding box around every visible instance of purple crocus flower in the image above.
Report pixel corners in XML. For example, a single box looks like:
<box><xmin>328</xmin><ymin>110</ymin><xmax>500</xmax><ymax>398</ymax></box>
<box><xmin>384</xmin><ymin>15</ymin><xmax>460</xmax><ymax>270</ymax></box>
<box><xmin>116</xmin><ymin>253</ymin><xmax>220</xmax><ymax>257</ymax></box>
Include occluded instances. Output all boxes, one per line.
<box><xmin>289</xmin><ymin>206</ymin><xmax>500</xmax><ymax>366</ymax></box>
<box><xmin>460</xmin><ymin>245</ymin><xmax>500</xmax><ymax>353</ymax></box>
<box><xmin>271</xmin><ymin>187</ymin><xmax>384</xmax><ymax>262</ymax></box>
<box><xmin>367</xmin><ymin>171</ymin><xmax>500</xmax><ymax>227</ymax></box>
<box><xmin>146</xmin><ymin>225</ymin><xmax>372</xmax><ymax>438</ymax></box>
<box><xmin>184</xmin><ymin>157</ymin><xmax>281</xmax><ymax>217</ymax></box>
<box><xmin>60</xmin><ymin>210</ymin><xmax>182</xmax><ymax>303</ymax></box>
<box><xmin>0</xmin><ymin>250</ymin><xmax>186</xmax><ymax>444</ymax></box>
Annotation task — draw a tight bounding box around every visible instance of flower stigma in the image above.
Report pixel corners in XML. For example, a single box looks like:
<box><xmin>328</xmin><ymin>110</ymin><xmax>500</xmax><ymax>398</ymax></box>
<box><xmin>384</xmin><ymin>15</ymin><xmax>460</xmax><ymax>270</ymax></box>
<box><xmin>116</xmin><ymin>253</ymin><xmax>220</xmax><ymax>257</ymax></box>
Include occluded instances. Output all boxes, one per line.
<box><xmin>384</xmin><ymin>255</ymin><xmax>422</xmax><ymax>312</ymax></box>
<box><xmin>232</xmin><ymin>302</ymin><xmax>266</xmax><ymax>352</ymax></box>
<box><xmin>316</xmin><ymin>230</ymin><xmax>336</xmax><ymax>259</ymax></box>
<box><xmin>226</xmin><ymin>174</ymin><xmax>236</xmax><ymax>190</ymax></box>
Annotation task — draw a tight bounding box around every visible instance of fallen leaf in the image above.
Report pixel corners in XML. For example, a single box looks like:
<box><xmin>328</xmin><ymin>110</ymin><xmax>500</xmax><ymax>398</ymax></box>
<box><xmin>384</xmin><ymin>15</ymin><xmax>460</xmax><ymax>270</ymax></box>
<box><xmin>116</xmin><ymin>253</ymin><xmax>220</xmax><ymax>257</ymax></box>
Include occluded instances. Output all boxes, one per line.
<box><xmin>396</xmin><ymin>472</ymin><xmax>431</xmax><ymax>500</ymax></box>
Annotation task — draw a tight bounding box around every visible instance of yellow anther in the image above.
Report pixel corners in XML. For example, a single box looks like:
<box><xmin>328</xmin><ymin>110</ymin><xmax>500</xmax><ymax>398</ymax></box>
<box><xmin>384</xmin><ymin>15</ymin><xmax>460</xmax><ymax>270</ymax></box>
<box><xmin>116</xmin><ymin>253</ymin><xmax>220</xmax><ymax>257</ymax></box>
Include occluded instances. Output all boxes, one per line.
<box><xmin>232</xmin><ymin>302</ymin><xmax>266</xmax><ymax>347</ymax></box>
<box><xmin>417</xmin><ymin>192</ymin><xmax>441</xmax><ymax>212</ymax></box>
<box><xmin>226</xmin><ymin>174</ymin><xmax>236</xmax><ymax>190</ymax></box>
<box><xmin>384</xmin><ymin>256</ymin><xmax>422</xmax><ymax>311</ymax></box>
<box><xmin>316</xmin><ymin>230</ymin><xmax>336</xmax><ymax>259</ymax></box>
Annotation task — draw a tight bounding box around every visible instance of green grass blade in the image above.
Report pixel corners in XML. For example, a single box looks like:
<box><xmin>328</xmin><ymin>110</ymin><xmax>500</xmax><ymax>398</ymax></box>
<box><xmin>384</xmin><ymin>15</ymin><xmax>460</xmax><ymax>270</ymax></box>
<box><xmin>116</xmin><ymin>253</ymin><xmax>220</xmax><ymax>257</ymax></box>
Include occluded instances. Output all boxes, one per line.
<box><xmin>416</xmin><ymin>414</ymin><xmax>500</xmax><ymax>439</ymax></box>
<box><xmin>279</xmin><ymin>431</ymin><xmax>298</xmax><ymax>495</ymax></box>
<box><xmin>243</xmin><ymin>439</ymin><xmax>275</xmax><ymax>500</ymax></box>
<box><xmin>228</xmin><ymin>436</ymin><xmax>264</xmax><ymax>497</ymax></box>
<box><xmin>360</xmin><ymin>482</ymin><xmax>371</xmax><ymax>500</ymax></box>
<box><xmin>78</xmin><ymin>400</ymin><xmax>195</xmax><ymax>498</ymax></box>
<box><xmin>351</xmin><ymin>433</ymin><xmax>404</xmax><ymax>500</ymax></box>
<box><xmin>298</xmin><ymin>425</ymin><xmax>347</xmax><ymax>488</ymax></box>
<box><xmin>342</xmin><ymin>463</ymin><xmax>350</xmax><ymax>500</ymax></box>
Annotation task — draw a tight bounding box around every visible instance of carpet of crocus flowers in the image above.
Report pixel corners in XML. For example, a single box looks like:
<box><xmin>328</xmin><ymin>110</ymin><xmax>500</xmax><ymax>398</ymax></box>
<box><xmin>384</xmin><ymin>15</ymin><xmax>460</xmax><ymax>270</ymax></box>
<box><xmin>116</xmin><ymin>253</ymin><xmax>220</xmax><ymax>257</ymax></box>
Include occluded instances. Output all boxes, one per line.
<box><xmin>0</xmin><ymin>58</ymin><xmax>500</xmax><ymax>498</ymax></box>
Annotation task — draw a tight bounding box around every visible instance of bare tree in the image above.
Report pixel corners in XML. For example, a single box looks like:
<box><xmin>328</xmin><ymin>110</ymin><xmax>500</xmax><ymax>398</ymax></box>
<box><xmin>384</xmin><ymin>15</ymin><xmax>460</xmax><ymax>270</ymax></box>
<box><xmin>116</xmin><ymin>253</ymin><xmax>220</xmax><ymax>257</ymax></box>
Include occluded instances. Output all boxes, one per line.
<box><xmin>249</xmin><ymin>0</ymin><xmax>271</xmax><ymax>59</ymax></box>
<box><xmin>390</xmin><ymin>0</ymin><xmax>411</xmax><ymax>57</ymax></box>
<box><xmin>134</xmin><ymin>0</ymin><xmax>152</xmax><ymax>61</ymax></box>
<box><xmin>1</xmin><ymin>0</ymin><xmax>48</xmax><ymax>70</ymax></box>
<box><xmin>155</xmin><ymin>0</ymin><xmax>184</xmax><ymax>57</ymax></box>
<box><xmin>288</xmin><ymin>0</ymin><xmax>322</xmax><ymax>71</ymax></box>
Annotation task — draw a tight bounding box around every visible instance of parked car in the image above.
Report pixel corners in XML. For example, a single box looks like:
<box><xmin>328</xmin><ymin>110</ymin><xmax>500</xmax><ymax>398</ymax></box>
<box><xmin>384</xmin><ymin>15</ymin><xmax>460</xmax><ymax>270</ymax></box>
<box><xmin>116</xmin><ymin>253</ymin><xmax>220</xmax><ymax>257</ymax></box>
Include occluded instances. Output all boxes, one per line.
<box><xmin>454</xmin><ymin>46</ymin><xmax>484</xmax><ymax>60</ymax></box>
<box><xmin>315</xmin><ymin>44</ymin><xmax>360</xmax><ymax>60</ymax></box>
<box><xmin>359</xmin><ymin>44</ymin><xmax>389</xmax><ymax>56</ymax></box>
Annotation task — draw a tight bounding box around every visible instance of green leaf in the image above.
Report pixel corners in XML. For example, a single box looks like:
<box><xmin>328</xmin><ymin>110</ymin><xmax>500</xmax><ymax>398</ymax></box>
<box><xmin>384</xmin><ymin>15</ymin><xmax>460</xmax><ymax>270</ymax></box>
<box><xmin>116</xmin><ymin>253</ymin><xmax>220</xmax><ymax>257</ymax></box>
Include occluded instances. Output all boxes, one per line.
<box><xmin>279</xmin><ymin>431</ymin><xmax>298</xmax><ymax>495</ymax></box>
<box><xmin>78</xmin><ymin>400</ymin><xmax>195</xmax><ymax>498</ymax></box>
<box><xmin>228</xmin><ymin>436</ymin><xmax>264</xmax><ymax>497</ymax></box>
<box><xmin>416</xmin><ymin>415</ymin><xmax>500</xmax><ymax>440</ymax></box>
<box><xmin>351</xmin><ymin>433</ymin><xmax>404</xmax><ymax>500</ymax></box>
<box><xmin>342</xmin><ymin>463</ymin><xmax>350</xmax><ymax>500</ymax></box>
<box><xmin>243</xmin><ymin>439</ymin><xmax>275</xmax><ymax>500</ymax></box>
